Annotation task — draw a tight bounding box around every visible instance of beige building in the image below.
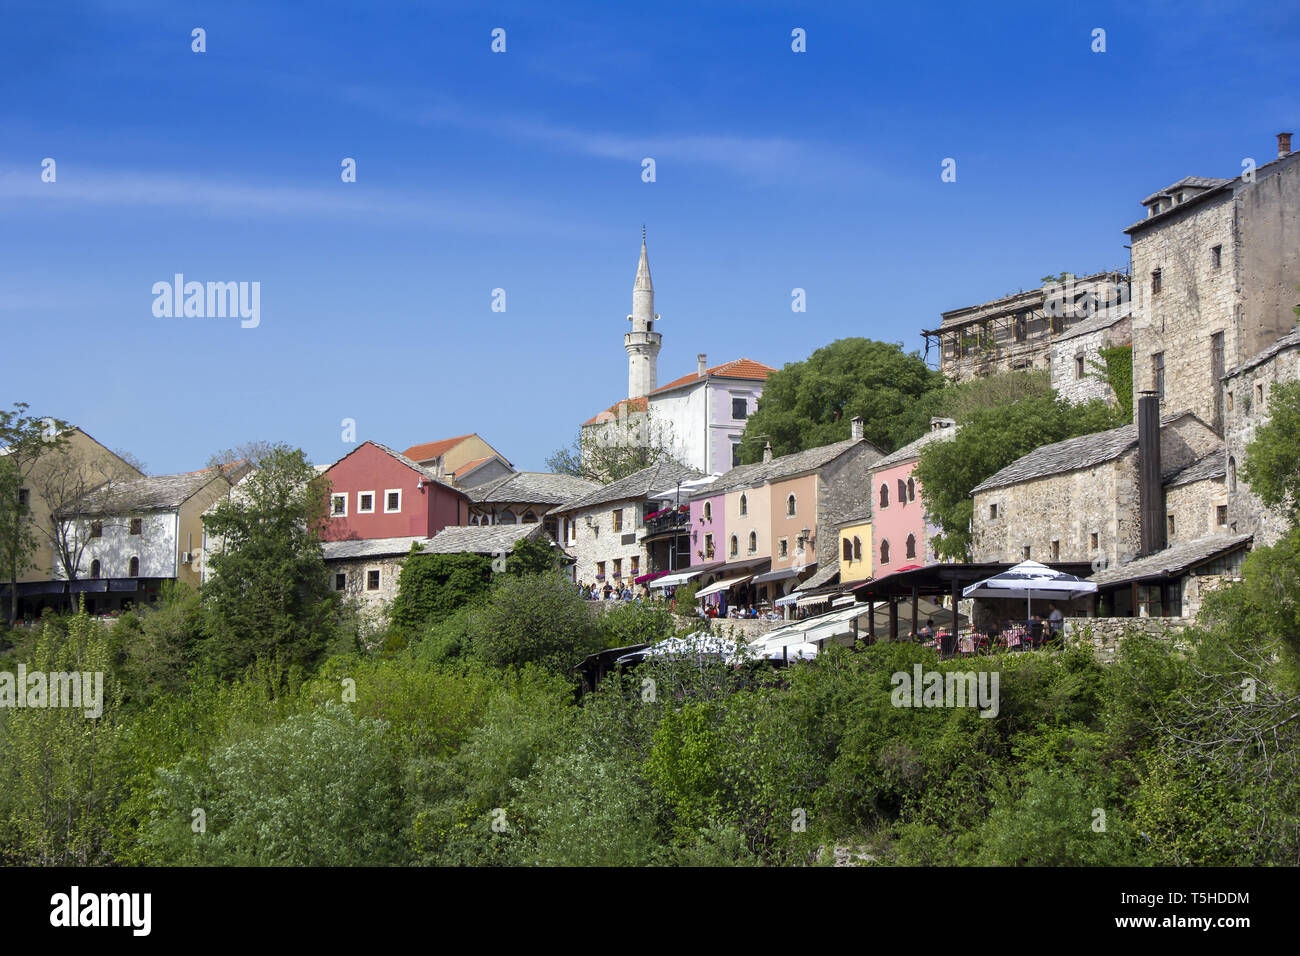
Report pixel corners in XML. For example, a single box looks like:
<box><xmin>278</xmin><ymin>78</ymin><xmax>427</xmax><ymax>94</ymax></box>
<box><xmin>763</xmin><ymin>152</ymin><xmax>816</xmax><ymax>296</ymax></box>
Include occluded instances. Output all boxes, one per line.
<box><xmin>401</xmin><ymin>433</ymin><xmax>513</xmax><ymax>487</ymax></box>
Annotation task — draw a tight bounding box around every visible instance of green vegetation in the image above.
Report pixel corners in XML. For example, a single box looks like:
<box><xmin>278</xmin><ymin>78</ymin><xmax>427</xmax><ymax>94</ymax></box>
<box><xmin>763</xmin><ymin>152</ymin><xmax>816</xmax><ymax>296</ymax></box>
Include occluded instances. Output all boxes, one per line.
<box><xmin>1094</xmin><ymin>344</ymin><xmax>1134</xmax><ymax>420</ymax></box>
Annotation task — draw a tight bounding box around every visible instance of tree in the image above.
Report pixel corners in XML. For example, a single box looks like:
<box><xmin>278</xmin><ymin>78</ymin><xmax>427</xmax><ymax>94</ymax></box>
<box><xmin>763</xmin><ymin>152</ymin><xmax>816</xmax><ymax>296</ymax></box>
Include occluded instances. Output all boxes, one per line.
<box><xmin>390</xmin><ymin>549</ymin><xmax>493</xmax><ymax>632</ymax></box>
<box><xmin>470</xmin><ymin>571</ymin><xmax>605</xmax><ymax>675</ymax></box>
<box><xmin>205</xmin><ymin>439</ymin><xmax>279</xmax><ymax>470</ymax></box>
<box><xmin>1240</xmin><ymin>380</ymin><xmax>1300</xmax><ymax>525</ymax></box>
<box><xmin>199</xmin><ymin>446</ymin><xmax>338</xmax><ymax>676</ymax></box>
<box><xmin>547</xmin><ymin>404</ymin><xmax>684</xmax><ymax>482</ymax></box>
<box><xmin>915</xmin><ymin>390</ymin><xmax>1119</xmax><ymax>560</ymax></box>
<box><xmin>736</xmin><ymin>338</ymin><xmax>944</xmax><ymax>463</ymax></box>
<box><xmin>505</xmin><ymin>534</ymin><xmax>565</xmax><ymax>576</ymax></box>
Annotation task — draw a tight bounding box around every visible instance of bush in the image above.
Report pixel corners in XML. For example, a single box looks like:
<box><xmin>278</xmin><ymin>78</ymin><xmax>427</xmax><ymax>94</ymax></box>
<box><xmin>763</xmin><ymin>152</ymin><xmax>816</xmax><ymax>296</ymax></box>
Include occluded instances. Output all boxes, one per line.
<box><xmin>470</xmin><ymin>572</ymin><xmax>604</xmax><ymax>676</ymax></box>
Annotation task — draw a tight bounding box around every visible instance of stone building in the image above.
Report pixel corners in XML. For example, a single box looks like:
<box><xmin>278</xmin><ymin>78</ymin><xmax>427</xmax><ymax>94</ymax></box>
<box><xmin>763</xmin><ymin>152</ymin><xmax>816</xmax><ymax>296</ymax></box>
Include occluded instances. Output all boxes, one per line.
<box><xmin>922</xmin><ymin>272</ymin><xmax>1129</xmax><ymax>383</ymax></box>
<box><xmin>465</xmin><ymin>471</ymin><xmax>601</xmax><ymax>541</ymax></box>
<box><xmin>1124</xmin><ymin>133</ymin><xmax>1300</xmax><ymax>433</ymax></box>
<box><xmin>1222</xmin><ymin>327</ymin><xmax>1300</xmax><ymax>546</ymax></box>
<box><xmin>971</xmin><ymin>411</ymin><xmax>1222</xmax><ymax>569</ymax></box>
<box><xmin>1048</xmin><ymin>309</ymin><xmax>1133</xmax><ymax>407</ymax></box>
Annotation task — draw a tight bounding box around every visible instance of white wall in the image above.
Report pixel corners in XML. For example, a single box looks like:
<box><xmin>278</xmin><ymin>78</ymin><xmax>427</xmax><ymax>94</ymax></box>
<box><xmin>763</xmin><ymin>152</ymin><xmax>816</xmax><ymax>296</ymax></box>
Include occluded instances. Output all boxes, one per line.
<box><xmin>56</xmin><ymin>511</ymin><xmax>178</xmax><ymax>579</ymax></box>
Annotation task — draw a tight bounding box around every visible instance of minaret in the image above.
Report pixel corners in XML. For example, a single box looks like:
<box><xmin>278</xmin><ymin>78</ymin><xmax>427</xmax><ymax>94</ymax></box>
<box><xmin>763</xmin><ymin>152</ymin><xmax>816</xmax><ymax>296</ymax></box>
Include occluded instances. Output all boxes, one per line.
<box><xmin>625</xmin><ymin>227</ymin><xmax>662</xmax><ymax>398</ymax></box>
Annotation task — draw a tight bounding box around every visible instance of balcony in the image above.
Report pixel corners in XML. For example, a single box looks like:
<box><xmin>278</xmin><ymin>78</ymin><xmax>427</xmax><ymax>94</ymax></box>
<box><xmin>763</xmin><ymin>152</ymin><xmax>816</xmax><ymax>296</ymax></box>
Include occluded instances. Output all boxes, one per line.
<box><xmin>644</xmin><ymin>505</ymin><xmax>690</xmax><ymax>539</ymax></box>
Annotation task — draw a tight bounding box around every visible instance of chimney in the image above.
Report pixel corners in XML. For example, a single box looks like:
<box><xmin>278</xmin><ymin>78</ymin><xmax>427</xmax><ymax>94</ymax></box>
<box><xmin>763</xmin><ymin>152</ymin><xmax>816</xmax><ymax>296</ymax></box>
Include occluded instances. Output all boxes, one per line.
<box><xmin>435</xmin><ymin>459</ymin><xmax>445</xmax><ymax>480</ymax></box>
<box><xmin>1137</xmin><ymin>391</ymin><xmax>1165</xmax><ymax>556</ymax></box>
<box><xmin>762</xmin><ymin>441</ymin><xmax>774</xmax><ymax>463</ymax></box>
<box><xmin>850</xmin><ymin>416</ymin><xmax>864</xmax><ymax>440</ymax></box>
<box><xmin>1278</xmin><ymin>132</ymin><xmax>1293</xmax><ymax>160</ymax></box>
<box><xmin>930</xmin><ymin>416</ymin><xmax>956</xmax><ymax>432</ymax></box>
<box><xmin>697</xmin><ymin>353</ymin><xmax>707</xmax><ymax>377</ymax></box>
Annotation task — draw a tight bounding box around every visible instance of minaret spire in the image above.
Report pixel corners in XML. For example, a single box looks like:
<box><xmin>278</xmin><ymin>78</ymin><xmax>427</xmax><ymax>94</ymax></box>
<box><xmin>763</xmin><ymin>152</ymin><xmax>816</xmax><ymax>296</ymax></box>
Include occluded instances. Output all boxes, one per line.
<box><xmin>625</xmin><ymin>229</ymin><xmax>662</xmax><ymax>398</ymax></box>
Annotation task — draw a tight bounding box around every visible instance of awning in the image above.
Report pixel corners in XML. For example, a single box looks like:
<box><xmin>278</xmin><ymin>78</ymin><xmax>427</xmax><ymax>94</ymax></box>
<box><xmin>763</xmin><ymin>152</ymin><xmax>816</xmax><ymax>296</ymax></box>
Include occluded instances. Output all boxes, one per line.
<box><xmin>752</xmin><ymin>564</ymin><xmax>812</xmax><ymax>585</ymax></box>
<box><xmin>795</xmin><ymin>560</ymin><xmax>840</xmax><ymax>591</ymax></box>
<box><xmin>796</xmin><ymin>592</ymin><xmax>835</xmax><ymax>608</ymax></box>
<box><xmin>774</xmin><ymin>593</ymin><xmax>802</xmax><ymax>607</ymax></box>
<box><xmin>651</xmin><ymin>568</ymin><xmax>703</xmax><ymax>588</ymax></box>
<box><xmin>694</xmin><ymin>575</ymin><xmax>754</xmax><ymax>599</ymax></box>
<box><xmin>831</xmin><ymin>595</ymin><xmax>855</xmax><ymax>608</ymax></box>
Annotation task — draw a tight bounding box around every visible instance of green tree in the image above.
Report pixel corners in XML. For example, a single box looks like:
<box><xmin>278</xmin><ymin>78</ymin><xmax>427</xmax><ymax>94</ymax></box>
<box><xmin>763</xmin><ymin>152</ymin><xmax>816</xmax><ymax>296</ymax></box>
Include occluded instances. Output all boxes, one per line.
<box><xmin>1240</xmin><ymin>379</ymin><xmax>1300</xmax><ymax>525</ymax></box>
<box><xmin>737</xmin><ymin>338</ymin><xmax>944</xmax><ymax>462</ymax></box>
<box><xmin>470</xmin><ymin>571</ymin><xmax>604</xmax><ymax>675</ymax></box>
<box><xmin>505</xmin><ymin>534</ymin><xmax>566</xmax><ymax>576</ymax></box>
<box><xmin>199</xmin><ymin>446</ymin><xmax>338</xmax><ymax>676</ymax></box>
<box><xmin>390</xmin><ymin>550</ymin><xmax>493</xmax><ymax>632</ymax></box>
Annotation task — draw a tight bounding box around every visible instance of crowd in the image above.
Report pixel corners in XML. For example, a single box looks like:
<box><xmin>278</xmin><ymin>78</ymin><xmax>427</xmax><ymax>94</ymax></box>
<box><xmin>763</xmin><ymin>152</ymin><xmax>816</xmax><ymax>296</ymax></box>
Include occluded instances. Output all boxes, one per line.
<box><xmin>575</xmin><ymin>580</ymin><xmax>652</xmax><ymax>602</ymax></box>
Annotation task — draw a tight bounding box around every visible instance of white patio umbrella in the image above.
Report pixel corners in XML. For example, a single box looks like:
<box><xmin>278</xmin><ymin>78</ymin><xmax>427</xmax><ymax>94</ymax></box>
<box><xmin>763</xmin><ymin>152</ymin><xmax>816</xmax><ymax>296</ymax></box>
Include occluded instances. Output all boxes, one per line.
<box><xmin>614</xmin><ymin>632</ymin><xmax>747</xmax><ymax>664</ymax></box>
<box><xmin>961</xmin><ymin>560</ymin><xmax>1097</xmax><ymax>623</ymax></box>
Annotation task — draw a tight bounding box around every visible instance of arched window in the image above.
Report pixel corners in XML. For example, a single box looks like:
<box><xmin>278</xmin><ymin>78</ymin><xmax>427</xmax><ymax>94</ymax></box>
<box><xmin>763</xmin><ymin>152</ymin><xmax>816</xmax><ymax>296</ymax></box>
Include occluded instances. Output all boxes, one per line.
<box><xmin>843</xmin><ymin>538</ymin><xmax>853</xmax><ymax>561</ymax></box>
<box><xmin>853</xmin><ymin>536</ymin><xmax>862</xmax><ymax>561</ymax></box>
<box><xmin>786</xmin><ymin>494</ymin><xmax>797</xmax><ymax>517</ymax></box>
<box><xmin>906</xmin><ymin>533</ymin><xmax>917</xmax><ymax>559</ymax></box>
<box><xmin>880</xmin><ymin>539</ymin><xmax>890</xmax><ymax>565</ymax></box>
<box><xmin>748</xmin><ymin>531</ymin><xmax>757</xmax><ymax>553</ymax></box>
<box><xmin>739</xmin><ymin>494</ymin><xmax>748</xmax><ymax>517</ymax></box>
<box><xmin>90</xmin><ymin>559</ymin><xmax>101</xmax><ymax>579</ymax></box>
<box><xmin>898</xmin><ymin>479</ymin><xmax>908</xmax><ymax>505</ymax></box>
<box><xmin>703</xmin><ymin>501</ymin><xmax>712</xmax><ymax>521</ymax></box>
<box><xmin>879</xmin><ymin>484</ymin><xmax>889</xmax><ymax>508</ymax></box>
<box><xmin>730</xmin><ymin>534</ymin><xmax>739</xmax><ymax>556</ymax></box>
<box><xmin>128</xmin><ymin>556</ymin><xmax>139</xmax><ymax>577</ymax></box>
<box><xmin>470</xmin><ymin>514</ymin><xmax>481</xmax><ymax>525</ymax></box>
<box><xmin>522</xmin><ymin>511</ymin><xmax>537</xmax><ymax>524</ymax></box>
<box><xmin>500</xmin><ymin>510</ymin><xmax>516</xmax><ymax>525</ymax></box>
<box><xmin>907</xmin><ymin>477</ymin><xmax>916</xmax><ymax>502</ymax></box>
<box><xmin>1228</xmin><ymin>456</ymin><xmax>1237</xmax><ymax>492</ymax></box>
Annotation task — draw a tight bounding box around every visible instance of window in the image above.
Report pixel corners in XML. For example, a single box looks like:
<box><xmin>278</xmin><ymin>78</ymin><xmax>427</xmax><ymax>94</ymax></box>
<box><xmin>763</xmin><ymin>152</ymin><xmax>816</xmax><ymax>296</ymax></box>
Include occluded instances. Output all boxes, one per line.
<box><xmin>128</xmin><ymin>556</ymin><xmax>139</xmax><ymax>577</ymax></box>
<box><xmin>334</xmin><ymin>573</ymin><xmax>346</xmax><ymax>591</ymax></box>
<box><xmin>1227</xmin><ymin>390</ymin><xmax>1234</xmax><ymax>411</ymax></box>
<box><xmin>907</xmin><ymin>477</ymin><xmax>915</xmax><ymax>502</ymax></box>
<box><xmin>842</xmin><ymin>538</ymin><xmax>852</xmax><ymax>561</ymax></box>
<box><xmin>703</xmin><ymin>501</ymin><xmax>712</xmax><ymax>521</ymax></box>
<box><xmin>732</xmin><ymin>397</ymin><xmax>749</xmax><ymax>420</ymax></box>
<box><xmin>731</xmin><ymin>444</ymin><xmax>741</xmax><ymax>468</ymax></box>
<box><xmin>1022</xmin><ymin>545</ymin><xmax>1031</xmax><ymax>560</ymax></box>
<box><xmin>906</xmin><ymin>534</ymin><xmax>916</xmax><ymax>559</ymax></box>
<box><xmin>90</xmin><ymin>559</ymin><xmax>101</xmax><ymax>579</ymax></box>
<box><xmin>748</xmin><ymin>531</ymin><xmax>757</xmax><ymax>554</ymax></box>
<box><xmin>897</xmin><ymin>479</ymin><xmax>907</xmax><ymax>505</ymax></box>
<box><xmin>704</xmin><ymin>533</ymin><xmax>714</xmax><ymax>558</ymax></box>
<box><xmin>1090</xmin><ymin>532</ymin><xmax>1099</xmax><ymax>550</ymax></box>
<box><xmin>730</xmin><ymin>535</ymin><xmax>739</xmax><ymax>557</ymax></box>
<box><xmin>853</xmin><ymin>536</ymin><xmax>862</xmax><ymax>561</ymax></box>
<box><xmin>879</xmin><ymin>539</ymin><xmax>890</xmax><ymax>565</ymax></box>
<box><xmin>384</xmin><ymin>489</ymin><xmax>401</xmax><ymax>513</ymax></box>
<box><xmin>739</xmin><ymin>495</ymin><xmax>748</xmax><ymax>517</ymax></box>
<box><xmin>613</xmin><ymin>509</ymin><xmax>623</xmax><ymax>533</ymax></box>
<box><xmin>523</xmin><ymin>511</ymin><xmax>537</xmax><ymax>524</ymax></box>
<box><xmin>631</xmin><ymin>556</ymin><xmax>639</xmax><ymax>575</ymax></box>
<box><xmin>1216</xmin><ymin>505</ymin><xmax>1228</xmax><ymax>527</ymax></box>
<box><xmin>1014</xmin><ymin>315</ymin><xmax>1027</xmax><ymax>343</ymax></box>
<box><xmin>879</xmin><ymin>484</ymin><xmax>889</xmax><ymax>508</ymax></box>
<box><xmin>90</xmin><ymin>521</ymin><xmax>103</xmax><ymax>538</ymax></box>
<box><xmin>613</xmin><ymin>558</ymin><xmax>622</xmax><ymax>578</ymax></box>
<box><xmin>499</xmin><ymin>510</ymin><xmax>516</xmax><ymax>525</ymax></box>
<box><xmin>1256</xmin><ymin>382</ymin><xmax>1264</xmax><ymax>407</ymax></box>
<box><xmin>596</xmin><ymin>561</ymin><xmax>605</xmax><ymax>579</ymax></box>
<box><xmin>1174</xmin><ymin>191</ymin><xmax>1184</xmax><ymax>204</ymax></box>
<box><xmin>366</xmin><ymin>569</ymin><xmax>380</xmax><ymax>591</ymax></box>
<box><xmin>1167</xmin><ymin>514</ymin><xmax>1176</xmax><ymax>538</ymax></box>
<box><xmin>1211</xmin><ymin>245</ymin><xmax>1222</xmax><ymax>270</ymax></box>
<box><xmin>357</xmin><ymin>491</ymin><xmax>375</xmax><ymax>514</ymax></box>
<box><xmin>786</xmin><ymin>494</ymin><xmax>796</xmax><ymax>517</ymax></box>
<box><xmin>330</xmin><ymin>494</ymin><xmax>347</xmax><ymax>517</ymax></box>
<box><xmin>1152</xmin><ymin>352</ymin><xmax>1165</xmax><ymax>398</ymax></box>
<box><xmin>17</xmin><ymin>488</ymin><xmax>29</xmax><ymax>508</ymax></box>
<box><xmin>1050</xmin><ymin>540</ymin><xmax>1059</xmax><ymax>561</ymax></box>
<box><xmin>1075</xmin><ymin>355</ymin><xmax>1085</xmax><ymax>379</ymax></box>
<box><xmin>1229</xmin><ymin>456</ymin><xmax>1237</xmax><ymax>492</ymax></box>
<box><xmin>989</xmin><ymin>503</ymin><xmax>998</xmax><ymax>519</ymax></box>
<box><xmin>780</xmin><ymin>539</ymin><xmax>789</xmax><ymax>558</ymax></box>
<box><xmin>1151</xmin><ymin>269</ymin><xmax>1162</xmax><ymax>295</ymax></box>
<box><xmin>130</xmin><ymin>517</ymin><xmax>142</xmax><ymax>535</ymax></box>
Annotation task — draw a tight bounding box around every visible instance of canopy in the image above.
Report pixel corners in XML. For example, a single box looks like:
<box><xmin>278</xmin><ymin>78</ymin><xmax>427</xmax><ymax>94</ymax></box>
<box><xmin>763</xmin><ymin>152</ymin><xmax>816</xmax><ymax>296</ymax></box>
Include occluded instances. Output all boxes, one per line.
<box><xmin>614</xmin><ymin>632</ymin><xmax>746</xmax><ymax>664</ymax></box>
<box><xmin>773</xmin><ymin>593</ymin><xmax>801</xmax><ymax>607</ymax></box>
<box><xmin>962</xmin><ymin>560</ymin><xmax>1097</xmax><ymax>619</ymax></box>
<box><xmin>752</xmin><ymin>565</ymin><xmax>810</xmax><ymax>585</ymax></box>
<box><xmin>694</xmin><ymin>574</ymin><xmax>754</xmax><ymax>599</ymax></box>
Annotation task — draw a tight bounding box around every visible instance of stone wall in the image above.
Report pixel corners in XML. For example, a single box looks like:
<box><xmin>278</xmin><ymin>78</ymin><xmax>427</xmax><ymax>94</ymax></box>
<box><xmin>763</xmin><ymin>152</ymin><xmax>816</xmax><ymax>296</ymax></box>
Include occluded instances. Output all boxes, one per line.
<box><xmin>1050</xmin><ymin>315</ymin><xmax>1131</xmax><ymax>406</ymax></box>
<box><xmin>1164</xmin><ymin>473</ymin><xmax>1228</xmax><ymax>544</ymax></box>
<box><xmin>565</xmin><ymin>499</ymin><xmax>648</xmax><ymax>588</ymax></box>
<box><xmin>816</xmin><ymin>442</ymin><xmax>883</xmax><ymax>571</ymax></box>
<box><xmin>327</xmin><ymin>554</ymin><xmax>405</xmax><ymax>626</ymax></box>
<box><xmin>1064</xmin><ymin>616</ymin><xmax>1190</xmax><ymax>663</ymax></box>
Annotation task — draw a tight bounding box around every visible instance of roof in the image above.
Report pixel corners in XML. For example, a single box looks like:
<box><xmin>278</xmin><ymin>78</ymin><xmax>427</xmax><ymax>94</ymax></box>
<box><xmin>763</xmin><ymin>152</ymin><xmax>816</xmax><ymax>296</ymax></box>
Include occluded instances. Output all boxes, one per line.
<box><xmin>836</xmin><ymin>506</ymin><xmax>873</xmax><ymax>527</ymax></box>
<box><xmin>697</xmin><ymin>438</ymin><xmax>870</xmax><ymax>498</ymax></box>
<box><xmin>583</xmin><ymin>396</ymin><xmax>649</xmax><ymax>427</ymax></box>
<box><xmin>872</xmin><ymin>425</ymin><xmax>958</xmax><ymax>471</ymax></box>
<box><xmin>322</xmin><ymin>536</ymin><xmax>433</xmax><ymax>561</ymax></box>
<box><xmin>467</xmin><ymin>471</ymin><xmax>601</xmax><ymax>505</ymax></box>
<box><xmin>418</xmin><ymin>523</ymin><xmax>545</xmax><ymax>555</ymax></box>
<box><xmin>1164</xmin><ymin>451</ymin><xmax>1226</xmax><ymax>489</ymax></box>
<box><xmin>1225</xmin><ymin>326</ymin><xmax>1300</xmax><ymax>380</ymax></box>
<box><xmin>402</xmin><ymin>434</ymin><xmax>476</xmax><ymax>462</ymax></box>
<box><xmin>1088</xmin><ymin>533</ymin><xmax>1253</xmax><ymax>587</ymax></box>
<box><xmin>1051</xmin><ymin>306</ymin><xmax>1131</xmax><ymax>344</ymax></box>
<box><xmin>1126</xmin><ymin>150</ymin><xmax>1300</xmax><ymax>235</ymax></box>
<box><xmin>797</xmin><ymin>560</ymin><xmax>841</xmax><ymax>591</ymax></box>
<box><xmin>1139</xmin><ymin>175</ymin><xmax>1231</xmax><ymax>207</ymax></box>
<box><xmin>650</xmin><ymin>358</ymin><xmax>777</xmax><ymax>396</ymax></box>
<box><xmin>325</xmin><ymin>441</ymin><xmax>466</xmax><ymax>497</ymax></box>
<box><xmin>65</xmin><ymin>464</ymin><xmax>244</xmax><ymax>516</ymax></box>
<box><xmin>453</xmin><ymin>456</ymin><xmax>501</xmax><ymax>480</ymax></box>
<box><xmin>549</xmin><ymin>460</ymin><xmax>704</xmax><ymax>513</ymax></box>
<box><xmin>970</xmin><ymin>413</ymin><xmax>1199</xmax><ymax>495</ymax></box>
<box><xmin>928</xmin><ymin>272</ymin><xmax>1127</xmax><ymax>333</ymax></box>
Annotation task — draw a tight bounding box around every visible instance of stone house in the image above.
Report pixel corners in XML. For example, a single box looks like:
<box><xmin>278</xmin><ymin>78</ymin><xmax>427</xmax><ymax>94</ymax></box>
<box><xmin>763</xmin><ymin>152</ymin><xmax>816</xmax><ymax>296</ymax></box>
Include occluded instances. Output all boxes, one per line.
<box><xmin>1124</xmin><ymin>133</ymin><xmax>1300</xmax><ymax>433</ymax></box>
<box><xmin>465</xmin><ymin>471</ymin><xmax>601</xmax><ymax>542</ymax></box>
<box><xmin>971</xmin><ymin>411</ymin><xmax>1223</xmax><ymax>569</ymax></box>
<box><xmin>1048</xmin><ymin>309</ymin><xmax>1133</xmax><ymax>407</ymax></box>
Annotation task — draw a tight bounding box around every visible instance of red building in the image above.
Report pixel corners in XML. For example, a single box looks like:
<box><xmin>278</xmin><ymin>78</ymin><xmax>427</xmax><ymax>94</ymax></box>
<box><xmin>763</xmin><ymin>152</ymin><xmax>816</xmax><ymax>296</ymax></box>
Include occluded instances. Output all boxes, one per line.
<box><xmin>321</xmin><ymin>441</ymin><xmax>469</xmax><ymax>541</ymax></box>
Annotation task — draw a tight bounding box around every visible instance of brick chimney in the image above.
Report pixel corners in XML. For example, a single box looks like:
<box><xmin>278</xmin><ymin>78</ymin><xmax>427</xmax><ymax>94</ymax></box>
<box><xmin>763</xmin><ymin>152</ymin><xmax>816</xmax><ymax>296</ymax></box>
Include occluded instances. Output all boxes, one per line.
<box><xmin>697</xmin><ymin>353</ymin><xmax>707</xmax><ymax>377</ymax></box>
<box><xmin>762</xmin><ymin>441</ymin><xmax>773</xmax><ymax>463</ymax></box>
<box><xmin>1137</xmin><ymin>391</ymin><xmax>1165</xmax><ymax>557</ymax></box>
<box><xmin>850</xmin><ymin>416</ymin><xmax>864</xmax><ymax>440</ymax></box>
<box><xmin>1278</xmin><ymin>132</ymin><xmax>1293</xmax><ymax>159</ymax></box>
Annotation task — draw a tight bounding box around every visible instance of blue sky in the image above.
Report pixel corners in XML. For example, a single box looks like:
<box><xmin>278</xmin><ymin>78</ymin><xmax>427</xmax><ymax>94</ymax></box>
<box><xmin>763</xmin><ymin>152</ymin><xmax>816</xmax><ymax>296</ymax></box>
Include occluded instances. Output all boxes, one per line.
<box><xmin>3</xmin><ymin>0</ymin><xmax>1297</xmax><ymax>474</ymax></box>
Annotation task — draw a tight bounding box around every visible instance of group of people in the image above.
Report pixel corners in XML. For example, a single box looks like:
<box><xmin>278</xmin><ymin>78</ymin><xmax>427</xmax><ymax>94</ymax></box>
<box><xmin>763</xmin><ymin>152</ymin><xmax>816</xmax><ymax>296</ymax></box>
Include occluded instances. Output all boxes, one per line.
<box><xmin>903</xmin><ymin>601</ymin><xmax>1068</xmax><ymax>651</ymax></box>
<box><xmin>576</xmin><ymin>581</ymin><xmax>648</xmax><ymax>602</ymax></box>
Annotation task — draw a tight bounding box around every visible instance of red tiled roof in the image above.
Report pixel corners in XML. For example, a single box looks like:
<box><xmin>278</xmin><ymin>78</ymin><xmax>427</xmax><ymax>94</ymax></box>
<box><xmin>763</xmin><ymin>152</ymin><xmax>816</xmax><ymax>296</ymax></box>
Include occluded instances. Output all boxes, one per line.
<box><xmin>582</xmin><ymin>396</ymin><xmax>649</xmax><ymax>427</ymax></box>
<box><xmin>454</xmin><ymin>455</ymin><xmax>496</xmax><ymax>478</ymax></box>
<box><xmin>402</xmin><ymin>433</ymin><xmax>475</xmax><ymax>462</ymax></box>
<box><xmin>651</xmin><ymin>357</ymin><xmax>776</xmax><ymax>396</ymax></box>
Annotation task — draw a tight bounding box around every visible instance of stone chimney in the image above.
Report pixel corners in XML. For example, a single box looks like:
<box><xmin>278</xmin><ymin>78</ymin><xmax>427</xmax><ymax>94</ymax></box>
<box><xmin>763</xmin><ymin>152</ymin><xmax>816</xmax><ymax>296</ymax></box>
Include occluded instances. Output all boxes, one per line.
<box><xmin>1278</xmin><ymin>132</ymin><xmax>1293</xmax><ymax>160</ymax></box>
<box><xmin>762</xmin><ymin>441</ymin><xmax>773</xmax><ymax>463</ymax></box>
<box><xmin>435</xmin><ymin>458</ymin><xmax>445</xmax><ymax>480</ymax></box>
<box><xmin>930</xmin><ymin>416</ymin><xmax>956</xmax><ymax>432</ymax></box>
<box><xmin>1137</xmin><ymin>391</ymin><xmax>1165</xmax><ymax>557</ymax></box>
<box><xmin>697</xmin><ymin>353</ymin><xmax>707</xmax><ymax>377</ymax></box>
<box><xmin>850</xmin><ymin>416</ymin><xmax>864</xmax><ymax>440</ymax></box>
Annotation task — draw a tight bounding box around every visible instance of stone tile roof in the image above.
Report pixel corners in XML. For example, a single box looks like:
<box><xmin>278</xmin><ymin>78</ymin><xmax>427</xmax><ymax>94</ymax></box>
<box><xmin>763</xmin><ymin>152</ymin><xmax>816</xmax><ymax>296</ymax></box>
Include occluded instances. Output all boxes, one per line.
<box><xmin>67</xmin><ymin>465</ymin><xmax>243</xmax><ymax>516</ymax></box>
<box><xmin>1088</xmin><ymin>532</ymin><xmax>1253</xmax><ymax>587</ymax></box>
<box><xmin>650</xmin><ymin>357</ymin><xmax>777</xmax><ymax>396</ymax></box>
<box><xmin>1164</xmin><ymin>450</ymin><xmax>1226</xmax><ymax>489</ymax></box>
<box><xmin>1139</xmin><ymin>175</ymin><xmax>1231</xmax><ymax>207</ymax></box>
<box><xmin>1225</xmin><ymin>327</ymin><xmax>1300</xmax><ymax>379</ymax></box>
<box><xmin>550</xmin><ymin>460</ymin><xmax>704</xmax><ymax>513</ymax></box>
<box><xmin>467</xmin><ymin>471</ymin><xmax>601</xmax><ymax>505</ymax></box>
<box><xmin>796</xmin><ymin>560</ymin><xmax>841</xmax><ymax>591</ymax></box>
<box><xmin>402</xmin><ymin>434</ymin><xmax>475</xmax><ymax>462</ymax></box>
<box><xmin>970</xmin><ymin>412</ymin><xmax>1197</xmax><ymax>495</ymax></box>
<box><xmin>1125</xmin><ymin>150</ymin><xmax>1300</xmax><ymax>234</ymax></box>
<box><xmin>698</xmin><ymin>438</ymin><xmax>869</xmax><ymax>498</ymax></box>
<box><xmin>872</xmin><ymin>425</ymin><xmax>958</xmax><ymax>471</ymax></box>
<box><xmin>1051</xmin><ymin>306</ymin><xmax>1131</xmax><ymax>344</ymax></box>
<box><xmin>322</xmin><ymin>536</ymin><xmax>433</xmax><ymax>561</ymax></box>
<box><xmin>836</xmin><ymin>506</ymin><xmax>873</xmax><ymax>527</ymax></box>
<box><xmin>419</xmin><ymin>523</ymin><xmax>544</xmax><ymax>554</ymax></box>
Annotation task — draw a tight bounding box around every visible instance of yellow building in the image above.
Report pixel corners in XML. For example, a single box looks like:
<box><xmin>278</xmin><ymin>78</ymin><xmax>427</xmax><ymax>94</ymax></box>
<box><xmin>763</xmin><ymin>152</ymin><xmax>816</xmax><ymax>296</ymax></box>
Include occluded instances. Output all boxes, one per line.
<box><xmin>837</xmin><ymin>508</ymin><xmax>874</xmax><ymax>583</ymax></box>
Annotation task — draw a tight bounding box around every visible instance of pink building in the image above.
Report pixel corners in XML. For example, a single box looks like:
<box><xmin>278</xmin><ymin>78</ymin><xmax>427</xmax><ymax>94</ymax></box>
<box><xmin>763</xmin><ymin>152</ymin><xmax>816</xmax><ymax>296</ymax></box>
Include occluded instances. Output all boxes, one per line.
<box><xmin>322</xmin><ymin>441</ymin><xmax>469</xmax><ymax>542</ymax></box>
<box><xmin>868</xmin><ymin>419</ymin><xmax>956</xmax><ymax>570</ymax></box>
<box><xmin>688</xmin><ymin>493</ymin><xmax>725</xmax><ymax>565</ymax></box>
